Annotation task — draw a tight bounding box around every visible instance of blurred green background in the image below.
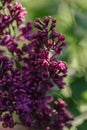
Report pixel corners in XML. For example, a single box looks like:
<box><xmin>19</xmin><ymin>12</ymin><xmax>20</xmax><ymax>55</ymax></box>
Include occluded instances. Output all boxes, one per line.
<box><xmin>18</xmin><ymin>0</ymin><xmax>87</xmax><ymax>129</ymax></box>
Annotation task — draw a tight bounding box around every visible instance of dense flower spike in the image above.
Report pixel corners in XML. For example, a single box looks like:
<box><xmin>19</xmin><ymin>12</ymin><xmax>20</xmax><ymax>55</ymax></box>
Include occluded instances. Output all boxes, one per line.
<box><xmin>7</xmin><ymin>3</ymin><xmax>27</xmax><ymax>25</ymax></box>
<box><xmin>0</xmin><ymin>0</ymin><xmax>26</xmax><ymax>36</ymax></box>
<box><xmin>0</xmin><ymin>0</ymin><xmax>73</xmax><ymax>130</ymax></box>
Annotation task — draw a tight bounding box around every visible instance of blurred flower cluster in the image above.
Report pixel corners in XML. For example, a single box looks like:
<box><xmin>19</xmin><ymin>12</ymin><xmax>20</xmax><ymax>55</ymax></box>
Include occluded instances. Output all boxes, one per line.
<box><xmin>0</xmin><ymin>0</ymin><xmax>73</xmax><ymax>130</ymax></box>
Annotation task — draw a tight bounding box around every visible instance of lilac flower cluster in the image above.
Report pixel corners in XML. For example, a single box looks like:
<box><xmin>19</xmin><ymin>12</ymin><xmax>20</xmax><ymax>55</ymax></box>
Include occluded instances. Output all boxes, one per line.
<box><xmin>0</xmin><ymin>0</ymin><xmax>26</xmax><ymax>52</ymax></box>
<box><xmin>0</xmin><ymin>0</ymin><xmax>73</xmax><ymax>130</ymax></box>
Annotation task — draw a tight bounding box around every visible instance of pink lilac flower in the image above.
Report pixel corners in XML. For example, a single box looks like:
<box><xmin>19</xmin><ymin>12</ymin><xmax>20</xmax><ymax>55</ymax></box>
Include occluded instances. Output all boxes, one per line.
<box><xmin>0</xmin><ymin>0</ymin><xmax>73</xmax><ymax>130</ymax></box>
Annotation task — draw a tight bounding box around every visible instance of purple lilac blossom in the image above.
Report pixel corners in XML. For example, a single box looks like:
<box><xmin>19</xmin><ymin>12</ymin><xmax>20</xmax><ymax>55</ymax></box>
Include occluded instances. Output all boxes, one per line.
<box><xmin>0</xmin><ymin>0</ymin><xmax>73</xmax><ymax>130</ymax></box>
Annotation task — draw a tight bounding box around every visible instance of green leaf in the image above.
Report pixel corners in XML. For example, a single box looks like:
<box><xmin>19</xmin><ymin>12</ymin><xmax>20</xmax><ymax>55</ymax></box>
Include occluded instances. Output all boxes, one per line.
<box><xmin>70</xmin><ymin>76</ymin><xmax>87</xmax><ymax>103</ymax></box>
<box><xmin>75</xmin><ymin>11</ymin><xmax>87</xmax><ymax>29</ymax></box>
<box><xmin>77</xmin><ymin>120</ymin><xmax>87</xmax><ymax>130</ymax></box>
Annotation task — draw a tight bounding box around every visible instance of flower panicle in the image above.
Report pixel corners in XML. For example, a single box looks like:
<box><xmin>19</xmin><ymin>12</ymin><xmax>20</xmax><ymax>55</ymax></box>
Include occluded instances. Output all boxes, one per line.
<box><xmin>0</xmin><ymin>0</ymin><xmax>73</xmax><ymax>130</ymax></box>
